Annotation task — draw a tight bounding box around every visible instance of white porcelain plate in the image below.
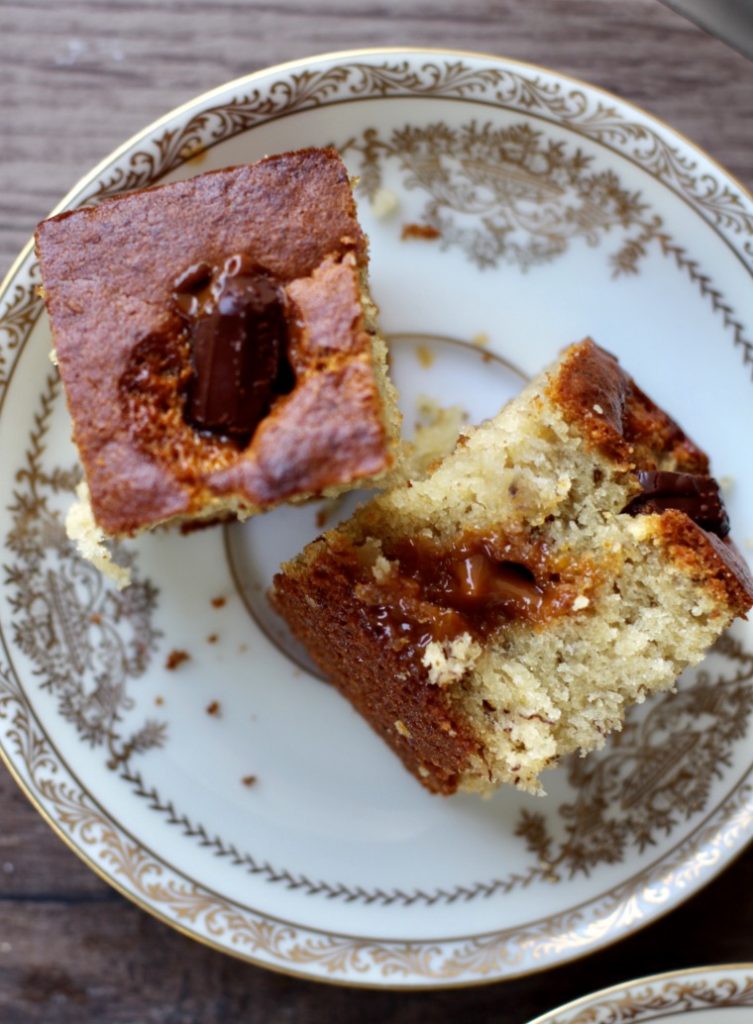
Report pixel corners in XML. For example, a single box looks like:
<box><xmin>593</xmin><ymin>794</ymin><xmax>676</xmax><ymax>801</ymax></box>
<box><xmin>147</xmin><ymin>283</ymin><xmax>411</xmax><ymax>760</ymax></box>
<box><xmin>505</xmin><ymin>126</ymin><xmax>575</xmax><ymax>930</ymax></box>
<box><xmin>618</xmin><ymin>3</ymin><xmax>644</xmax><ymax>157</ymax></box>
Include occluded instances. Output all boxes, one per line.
<box><xmin>529</xmin><ymin>965</ymin><xmax>753</xmax><ymax>1023</ymax></box>
<box><xmin>1</xmin><ymin>49</ymin><xmax>753</xmax><ymax>989</ymax></box>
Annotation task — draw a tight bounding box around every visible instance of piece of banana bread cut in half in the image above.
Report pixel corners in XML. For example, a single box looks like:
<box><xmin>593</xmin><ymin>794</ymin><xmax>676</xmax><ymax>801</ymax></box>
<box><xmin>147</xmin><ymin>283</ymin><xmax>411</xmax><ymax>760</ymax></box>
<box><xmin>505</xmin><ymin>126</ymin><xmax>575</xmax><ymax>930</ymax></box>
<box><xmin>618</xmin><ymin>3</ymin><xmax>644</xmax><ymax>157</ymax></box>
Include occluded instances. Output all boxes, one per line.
<box><xmin>272</xmin><ymin>339</ymin><xmax>753</xmax><ymax>796</ymax></box>
<box><xmin>35</xmin><ymin>147</ymin><xmax>400</xmax><ymax>586</ymax></box>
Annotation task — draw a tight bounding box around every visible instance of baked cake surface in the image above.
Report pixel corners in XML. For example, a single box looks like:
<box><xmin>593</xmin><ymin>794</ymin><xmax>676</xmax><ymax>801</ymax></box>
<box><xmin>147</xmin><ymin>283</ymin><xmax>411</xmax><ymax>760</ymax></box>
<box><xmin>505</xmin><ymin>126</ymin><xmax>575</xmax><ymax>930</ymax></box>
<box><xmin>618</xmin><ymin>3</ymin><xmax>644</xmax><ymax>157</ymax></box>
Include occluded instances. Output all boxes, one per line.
<box><xmin>35</xmin><ymin>147</ymin><xmax>400</xmax><ymax>545</ymax></box>
<box><xmin>272</xmin><ymin>339</ymin><xmax>753</xmax><ymax>796</ymax></box>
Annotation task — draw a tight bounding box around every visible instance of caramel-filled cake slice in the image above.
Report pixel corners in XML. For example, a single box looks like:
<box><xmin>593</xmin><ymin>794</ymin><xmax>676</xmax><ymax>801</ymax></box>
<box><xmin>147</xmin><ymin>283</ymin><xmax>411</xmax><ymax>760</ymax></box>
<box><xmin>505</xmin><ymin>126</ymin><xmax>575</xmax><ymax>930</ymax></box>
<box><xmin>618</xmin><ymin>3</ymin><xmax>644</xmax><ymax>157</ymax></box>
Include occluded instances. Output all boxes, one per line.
<box><xmin>35</xmin><ymin>148</ymin><xmax>400</xmax><ymax>585</ymax></box>
<box><xmin>272</xmin><ymin>339</ymin><xmax>753</xmax><ymax>796</ymax></box>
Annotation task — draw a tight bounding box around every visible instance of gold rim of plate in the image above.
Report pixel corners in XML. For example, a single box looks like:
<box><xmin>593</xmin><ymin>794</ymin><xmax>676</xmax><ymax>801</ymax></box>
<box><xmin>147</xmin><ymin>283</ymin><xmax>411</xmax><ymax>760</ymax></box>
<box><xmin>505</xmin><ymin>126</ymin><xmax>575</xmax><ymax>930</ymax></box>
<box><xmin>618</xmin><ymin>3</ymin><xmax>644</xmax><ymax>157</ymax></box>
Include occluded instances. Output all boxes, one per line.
<box><xmin>527</xmin><ymin>963</ymin><xmax>753</xmax><ymax>1023</ymax></box>
<box><xmin>1</xmin><ymin>47</ymin><xmax>752</xmax><ymax>989</ymax></box>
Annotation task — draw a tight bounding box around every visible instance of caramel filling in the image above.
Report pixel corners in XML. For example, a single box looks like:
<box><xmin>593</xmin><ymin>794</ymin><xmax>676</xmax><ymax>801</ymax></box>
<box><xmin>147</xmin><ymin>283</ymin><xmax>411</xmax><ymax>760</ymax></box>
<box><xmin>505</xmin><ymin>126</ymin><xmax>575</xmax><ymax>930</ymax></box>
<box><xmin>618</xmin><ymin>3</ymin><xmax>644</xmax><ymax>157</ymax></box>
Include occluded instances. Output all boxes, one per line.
<box><xmin>351</xmin><ymin>532</ymin><xmax>587</xmax><ymax>662</ymax></box>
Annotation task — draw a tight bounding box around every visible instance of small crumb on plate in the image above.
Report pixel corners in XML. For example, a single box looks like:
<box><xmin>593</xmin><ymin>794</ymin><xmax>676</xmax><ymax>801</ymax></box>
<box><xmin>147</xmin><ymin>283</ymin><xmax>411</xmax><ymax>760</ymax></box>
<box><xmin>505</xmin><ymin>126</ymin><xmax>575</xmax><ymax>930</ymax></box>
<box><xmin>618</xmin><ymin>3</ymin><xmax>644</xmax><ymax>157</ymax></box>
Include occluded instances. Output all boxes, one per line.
<box><xmin>370</xmin><ymin>187</ymin><xmax>399</xmax><ymax>219</ymax></box>
<box><xmin>719</xmin><ymin>475</ymin><xmax>735</xmax><ymax>495</ymax></box>
<box><xmin>165</xmin><ymin>649</ymin><xmax>190</xmax><ymax>671</ymax></box>
<box><xmin>416</xmin><ymin>344</ymin><xmax>434</xmax><ymax>368</ymax></box>
<box><xmin>401</xmin><ymin>223</ymin><xmax>440</xmax><ymax>240</ymax></box>
<box><xmin>315</xmin><ymin>494</ymin><xmax>346</xmax><ymax>530</ymax></box>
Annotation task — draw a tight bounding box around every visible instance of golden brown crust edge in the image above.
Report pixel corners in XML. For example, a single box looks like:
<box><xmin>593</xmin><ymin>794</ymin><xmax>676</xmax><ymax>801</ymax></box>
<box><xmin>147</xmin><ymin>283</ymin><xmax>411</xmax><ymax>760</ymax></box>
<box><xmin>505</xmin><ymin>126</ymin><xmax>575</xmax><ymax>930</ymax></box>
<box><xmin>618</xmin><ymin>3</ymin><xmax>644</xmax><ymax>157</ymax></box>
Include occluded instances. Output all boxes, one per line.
<box><xmin>548</xmin><ymin>338</ymin><xmax>709</xmax><ymax>473</ymax></box>
<box><xmin>271</xmin><ymin>539</ymin><xmax>484</xmax><ymax>796</ymax></box>
<box><xmin>551</xmin><ymin>339</ymin><xmax>752</xmax><ymax>618</ymax></box>
<box><xmin>654</xmin><ymin>511</ymin><xmax>753</xmax><ymax>618</ymax></box>
<box><xmin>35</xmin><ymin>149</ymin><xmax>396</xmax><ymax>535</ymax></box>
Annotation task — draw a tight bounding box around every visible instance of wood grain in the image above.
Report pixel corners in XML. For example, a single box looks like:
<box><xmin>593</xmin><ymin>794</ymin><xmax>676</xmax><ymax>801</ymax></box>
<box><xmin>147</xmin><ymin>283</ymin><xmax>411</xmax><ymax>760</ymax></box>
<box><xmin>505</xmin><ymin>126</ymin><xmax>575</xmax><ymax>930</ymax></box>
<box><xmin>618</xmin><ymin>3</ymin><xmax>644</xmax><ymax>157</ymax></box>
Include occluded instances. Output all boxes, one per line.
<box><xmin>2</xmin><ymin>0</ymin><xmax>753</xmax><ymax>273</ymax></box>
<box><xmin>2</xmin><ymin>1</ymin><xmax>753</xmax><ymax>1021</ymax></box>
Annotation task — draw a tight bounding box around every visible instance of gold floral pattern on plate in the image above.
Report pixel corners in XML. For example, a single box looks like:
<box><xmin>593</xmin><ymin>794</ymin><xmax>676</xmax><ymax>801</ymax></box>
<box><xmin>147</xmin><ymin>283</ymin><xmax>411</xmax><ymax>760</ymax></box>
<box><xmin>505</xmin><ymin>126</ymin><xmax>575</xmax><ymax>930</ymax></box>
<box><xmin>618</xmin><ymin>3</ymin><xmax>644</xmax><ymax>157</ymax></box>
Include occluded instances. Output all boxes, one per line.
<box><xmin>6</xmin><ymin>372</ymin><xmax>163</xmax><ymax>768</ymax></box>
<box><xmin>7</xmin><ymin>139</ymin><xmax>753</xmax><ymax>907</ymax></box>
<box><xmin>343</xmin><ymin>122</ymin><xmax>652</xmax><ymax>271</ymax></box>
<box><xmin>530</xmin><ymin>965</ymin><xmax>753</xmax><ymax>1023</ymax></box>
<box><xmin>1</xmin><ymin>49</ymin><xmax>753</xmax><ymax>986</ymax></box>
<box><xmin>340</xmin><ymin>120</ymin><xmax>751</xmax><ymax>373</ymax></box>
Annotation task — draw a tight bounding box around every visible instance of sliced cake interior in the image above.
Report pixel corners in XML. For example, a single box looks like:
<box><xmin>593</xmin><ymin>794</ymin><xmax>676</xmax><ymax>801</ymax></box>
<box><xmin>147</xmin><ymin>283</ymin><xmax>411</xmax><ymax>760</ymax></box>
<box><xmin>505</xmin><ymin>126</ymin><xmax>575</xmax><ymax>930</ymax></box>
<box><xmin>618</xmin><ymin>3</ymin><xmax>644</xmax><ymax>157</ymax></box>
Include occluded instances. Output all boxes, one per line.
<box><xmin>272</xmin><ymin>339</ymin><xmax>753</xmax><ymax>796</ymax></box>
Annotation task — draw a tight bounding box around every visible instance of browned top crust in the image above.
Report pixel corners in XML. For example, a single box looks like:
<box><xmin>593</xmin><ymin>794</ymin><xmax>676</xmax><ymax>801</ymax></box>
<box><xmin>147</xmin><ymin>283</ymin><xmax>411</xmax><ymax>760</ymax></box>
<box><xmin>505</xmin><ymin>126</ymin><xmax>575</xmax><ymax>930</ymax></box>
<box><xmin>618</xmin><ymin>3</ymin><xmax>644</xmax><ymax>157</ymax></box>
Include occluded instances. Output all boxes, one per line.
<box><xmin>549</xmin><ymin>338</ymin><xmax>708</xmax><ymax>473</ymax></box>
<box><xmin>35</xmin><ymin>148</ymin><xmax>391</xmax><ymax>535</ymax></box>
<box><xmin>549</xmin><ymin>340</ymin><xmax>752</xmax><ymax>613</ymax></box>
<box><xmin>271</xmin><ymin>536</ymin><xmax>484</xmax><ymax>795</ymax></box>
<box><xmin>657</xmin><ymin>511</ymin><xmax>753</xmax><ymax>617</ymax></box>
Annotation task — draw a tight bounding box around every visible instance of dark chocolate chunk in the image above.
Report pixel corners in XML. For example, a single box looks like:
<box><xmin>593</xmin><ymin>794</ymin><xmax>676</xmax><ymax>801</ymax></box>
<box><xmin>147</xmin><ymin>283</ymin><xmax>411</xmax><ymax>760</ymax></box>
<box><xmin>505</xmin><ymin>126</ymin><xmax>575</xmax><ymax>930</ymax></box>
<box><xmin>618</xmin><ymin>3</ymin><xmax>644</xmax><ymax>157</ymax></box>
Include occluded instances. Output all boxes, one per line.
<box><xmin>441</xmin><ymin>555</ymin><xmax>543</xmax><ymax>616</ymax></box>
<box><xmin>623</xmin><ymin>470</ymin><xmax>730</xmax><ymax>538</ymax></box>
<box><xmin>176</xmin><ymin>254</ymin><xmax>289</xmax><ymax>439</ymax></box>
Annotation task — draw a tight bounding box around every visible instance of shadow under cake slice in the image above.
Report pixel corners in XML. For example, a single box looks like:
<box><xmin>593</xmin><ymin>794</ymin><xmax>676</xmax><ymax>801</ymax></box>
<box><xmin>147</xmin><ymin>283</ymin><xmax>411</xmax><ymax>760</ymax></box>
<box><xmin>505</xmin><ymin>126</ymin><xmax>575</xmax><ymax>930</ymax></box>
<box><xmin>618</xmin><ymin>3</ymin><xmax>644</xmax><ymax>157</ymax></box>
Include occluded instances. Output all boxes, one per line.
<box><xmin>271</xmin><ymin>339</ymin><xmax>753</xmax><ymax>796</ymax></box>
<box><xmin>35</xmin><ymin>147</ymin><xmax>401</xmax><ymax>586</ymax></box>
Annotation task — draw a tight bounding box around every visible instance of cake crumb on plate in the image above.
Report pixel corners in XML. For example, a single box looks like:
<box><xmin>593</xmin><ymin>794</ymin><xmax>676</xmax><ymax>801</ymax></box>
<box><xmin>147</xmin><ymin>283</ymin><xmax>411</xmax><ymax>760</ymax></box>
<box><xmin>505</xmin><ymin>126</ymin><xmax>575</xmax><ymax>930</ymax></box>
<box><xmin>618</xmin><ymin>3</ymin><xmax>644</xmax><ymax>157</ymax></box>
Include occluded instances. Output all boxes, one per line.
<box><xmin>401</xmin><ymin>223</ymin><xmax>440</xmax><ymax>240</ymax></box>
<box><xmin>370</xmin><ymin>187</ymin><xmax>399</xmax><ymax>219</ymax></box>
<box><xmin>165</xmin><ymin>649</ymin><xmax>190</xmax><ymax>671</ymax></box>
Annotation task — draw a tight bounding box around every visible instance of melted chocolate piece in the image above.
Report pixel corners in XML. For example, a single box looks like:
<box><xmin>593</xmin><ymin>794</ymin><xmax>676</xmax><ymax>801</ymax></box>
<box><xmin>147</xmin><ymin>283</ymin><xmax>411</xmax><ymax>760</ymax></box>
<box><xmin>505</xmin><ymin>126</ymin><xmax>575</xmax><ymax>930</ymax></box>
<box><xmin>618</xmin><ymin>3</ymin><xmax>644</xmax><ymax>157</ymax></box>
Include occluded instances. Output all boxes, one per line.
<box><xmin>359</xmin><ymin>535</ymin><xmax>557</xmax><ymax>661</ymax></box>
<box><xmin>370</xmin><ymin>593</ymin><xmax>468</xmax><ymax>654</ymax></box>
<box><xmin>175</xmin><ymin>254</ymin><xmax>289</xmax><ymax>439</ymax></box>
<box><xmin>391</xmin><ymin>537</ymin><xmax>545</xmax><ymax>619</ymax></box>
<box><xmin>623</xmin><ymin>470</ymin><xmax>729</xmax><ymax>538</ymax></box>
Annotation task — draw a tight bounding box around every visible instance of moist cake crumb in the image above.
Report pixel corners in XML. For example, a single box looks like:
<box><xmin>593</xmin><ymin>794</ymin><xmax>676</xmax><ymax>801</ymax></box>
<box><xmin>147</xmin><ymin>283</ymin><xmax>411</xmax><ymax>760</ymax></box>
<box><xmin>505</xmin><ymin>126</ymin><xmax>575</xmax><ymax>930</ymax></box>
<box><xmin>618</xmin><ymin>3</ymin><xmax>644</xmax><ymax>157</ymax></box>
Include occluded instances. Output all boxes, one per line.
<box><xmin>207</xmin><ymin>633</ymin><xmax>219</xmax><ymax>644</ymax></box>
<box><xmin>241</xmin><ymin>774</ymin><xmax>257</xmax><ymax>787</ymax></box>
<box><xmin>206</xmin><ymin>700</ymin><xmax>221</xmax><ymax>716</ymax></box>
<box><xmin>66</xmin><ymin>483</ymin><xmax>131</xmax><ymax>589</ymax></box>
<box><xmin>403</xmin><ymin>397</ymin><xmax>466</xmax><ymax>481</ymax></box>
<box><xmin>210</xmin><ymin>596</ymin><xmax>226</xmax><ymax>608</ymax></box>
<box><xmin>371</xmin><ymin>555</ymin><xmax>393</xmax><ymax>582</ymax></box>
<box><xmin>422</xmin><ymin>633</ymin><xmax>482</xmax><ymax>686</ymax></box>
<box><xmin>272</xmin><ymin>338</ymin><xmax>753</xmax><ymax>797</ymax></box>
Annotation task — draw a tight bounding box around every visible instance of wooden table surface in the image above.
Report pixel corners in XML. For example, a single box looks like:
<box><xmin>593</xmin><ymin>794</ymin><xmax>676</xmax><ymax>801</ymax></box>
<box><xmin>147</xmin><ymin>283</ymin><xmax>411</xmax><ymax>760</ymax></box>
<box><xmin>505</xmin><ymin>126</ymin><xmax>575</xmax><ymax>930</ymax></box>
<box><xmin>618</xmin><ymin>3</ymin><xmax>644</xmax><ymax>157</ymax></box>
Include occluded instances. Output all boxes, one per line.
<box><xmin>2</xmin><ymin>2</ymin><xmax>753</xmax><ymax>1021</ymax></box>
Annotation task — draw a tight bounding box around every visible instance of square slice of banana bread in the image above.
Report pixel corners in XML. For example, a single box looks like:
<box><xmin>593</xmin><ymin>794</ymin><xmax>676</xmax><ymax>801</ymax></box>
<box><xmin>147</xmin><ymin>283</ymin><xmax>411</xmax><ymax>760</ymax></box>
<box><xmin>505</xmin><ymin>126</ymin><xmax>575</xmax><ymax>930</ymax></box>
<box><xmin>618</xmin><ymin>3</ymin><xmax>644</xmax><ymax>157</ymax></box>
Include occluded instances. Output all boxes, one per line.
<box><xmin>272</xmin><ymin>339</ymin><xmax>753</xmax><ymax>796</ymax></box>
<box><xmin>35</xmin><ymin>147</ymin><xmax>400</xmax><ymax>585</ymax></box>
